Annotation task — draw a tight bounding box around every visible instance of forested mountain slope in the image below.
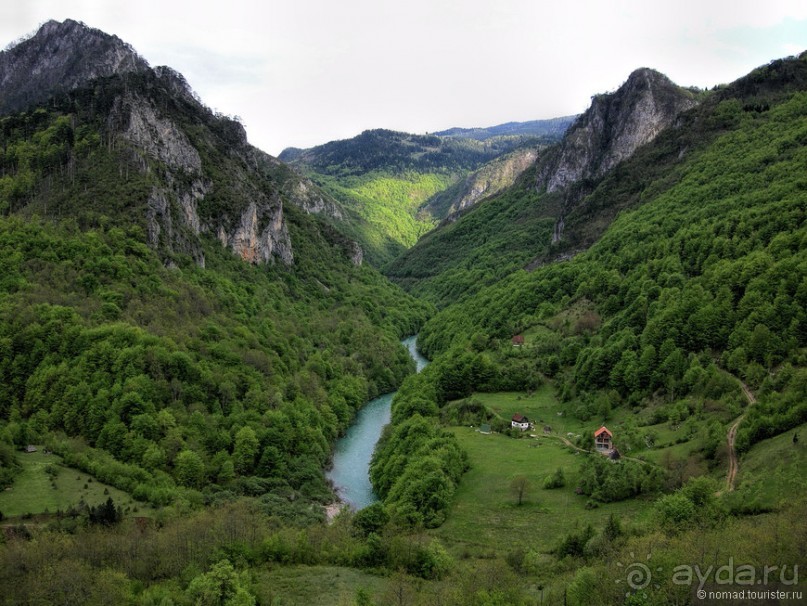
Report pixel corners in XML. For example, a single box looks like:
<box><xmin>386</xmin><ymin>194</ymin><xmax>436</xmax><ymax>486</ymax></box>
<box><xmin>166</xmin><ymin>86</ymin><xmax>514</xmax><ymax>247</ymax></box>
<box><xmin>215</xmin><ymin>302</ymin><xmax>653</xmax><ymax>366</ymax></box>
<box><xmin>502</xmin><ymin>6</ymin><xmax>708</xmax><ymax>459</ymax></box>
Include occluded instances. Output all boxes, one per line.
<box><xmin>418</xmin><ymin>53</ymin><xmax>807</xmax><ymax>426</ymax></box>
<box><xmin>281</xmin><ymin>127</ymin><xmax>568</xmax><ymax>266</ymax></box>
<box><xmin>365</xmin><ymin>55</ymin><xmax>806</xmax><ymax>600</ymax></box>
<box><xmin>434</xmin><ymin>116</ymin><xmax>576</xmax><ymax>140</ymax></box>
<box><xmin>0</xmin><ymin>20</ymin><xmax>430</xmax><ymax>514</ymax></box>
<box><xmin>386</xmin><ymin>68</ymin><xmax>701</xmax><ymax>306</ymax></box>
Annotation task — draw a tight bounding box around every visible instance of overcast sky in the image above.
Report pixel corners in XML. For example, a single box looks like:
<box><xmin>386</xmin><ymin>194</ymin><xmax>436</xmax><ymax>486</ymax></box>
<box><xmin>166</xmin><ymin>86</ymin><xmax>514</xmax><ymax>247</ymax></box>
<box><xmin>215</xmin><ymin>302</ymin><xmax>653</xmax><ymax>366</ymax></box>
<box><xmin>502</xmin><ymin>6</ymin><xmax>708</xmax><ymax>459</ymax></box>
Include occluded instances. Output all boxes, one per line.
<box><xmin>2</xmin><ymin>1</ymin><xmax>806</xmax><ymax>155</ymax></box>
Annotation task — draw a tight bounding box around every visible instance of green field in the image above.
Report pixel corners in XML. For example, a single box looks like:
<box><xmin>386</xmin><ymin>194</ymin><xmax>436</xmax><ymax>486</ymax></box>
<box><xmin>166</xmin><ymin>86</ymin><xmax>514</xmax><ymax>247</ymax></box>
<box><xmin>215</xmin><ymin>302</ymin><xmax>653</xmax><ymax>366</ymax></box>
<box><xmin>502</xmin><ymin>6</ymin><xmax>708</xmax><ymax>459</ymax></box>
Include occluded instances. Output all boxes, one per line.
<box><xmin>0</xmin><ymin>449</ymin><xmax>151</xmax><ymax>518</ymax></box>
<box><xmin>255</xmin><ymin>565</ymin><xmax>388</xmax><ymax>605</ymax></box>
<box><xmin>432</xmin><ymin>427</ymin><xmax>652</xmax><ymax>553</ymax></box>
<box><xmin>473</xmin><ymin>387</ymin><xmax>574</xmax><ymax>428</ymax></box>
<box><xmin>734</xmin><ymin>422</ymin><xmax>807</xmax><ymax>508</ymax></box>
<box><xmin>470</xmin><ymin>388</ymin><xmax>638</xmax><ymax>439</ymax></box>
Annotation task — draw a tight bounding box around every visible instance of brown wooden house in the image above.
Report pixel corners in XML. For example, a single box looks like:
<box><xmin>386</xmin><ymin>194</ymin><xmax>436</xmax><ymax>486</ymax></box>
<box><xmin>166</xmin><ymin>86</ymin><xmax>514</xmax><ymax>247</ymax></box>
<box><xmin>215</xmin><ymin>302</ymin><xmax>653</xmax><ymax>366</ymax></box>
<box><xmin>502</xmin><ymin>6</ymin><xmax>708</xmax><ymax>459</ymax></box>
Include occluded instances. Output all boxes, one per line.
<box><xmin>594</xmin><ymin>426</ymin><xmax>613</xmax><ymax>452</ymax></box>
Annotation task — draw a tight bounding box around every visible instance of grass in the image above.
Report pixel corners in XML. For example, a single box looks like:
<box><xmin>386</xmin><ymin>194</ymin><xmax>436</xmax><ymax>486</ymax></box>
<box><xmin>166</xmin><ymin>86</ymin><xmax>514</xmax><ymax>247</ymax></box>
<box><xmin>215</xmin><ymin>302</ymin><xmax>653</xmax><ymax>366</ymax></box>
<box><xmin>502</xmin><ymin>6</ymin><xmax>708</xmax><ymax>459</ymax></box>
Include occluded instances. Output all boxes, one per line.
<box><xmin>733</xmin><ymin>422</ymin><xmax>807</xmax><ymax>509</ymax></box>
<box><xmin>432</xmin><ymin>427</ymin><xmax>652</xmax><ymax>554</ymax></box>
<box><xmin>0</xmin><ymin>449</ymin><xmax>152</xmax><ymax>518</ymax></box>
<box><xmin>470</xmin><ymin>387</ymin><xmax>588</xmax><ymax>435</ymax></box>
<box><xmin>255</xmin><ymin>565</ymin><xmax>388</xmax><ymax>605</ymax></box>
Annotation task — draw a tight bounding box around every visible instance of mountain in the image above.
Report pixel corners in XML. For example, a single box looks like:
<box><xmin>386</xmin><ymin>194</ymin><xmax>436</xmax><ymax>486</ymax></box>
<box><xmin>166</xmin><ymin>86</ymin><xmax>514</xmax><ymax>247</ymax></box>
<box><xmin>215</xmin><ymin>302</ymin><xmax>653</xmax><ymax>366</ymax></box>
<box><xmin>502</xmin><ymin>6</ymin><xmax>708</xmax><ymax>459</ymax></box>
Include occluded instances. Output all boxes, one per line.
<box><xmin>371</xmin><ymin>52</ymin><xmax>807</xmax><ymax>598</ymax></box>
<box><xmin>1</xmin><ymin>19</ymin><xmax>806</xmax><ymax>605</ymax></box>
<box><xmin>280</xmin><ymin>126</ymin><xmax>568</xmax><ymax>266</ymax></box>
<box><xmin>0</xmin><ymin>19</ymin><xmax>346</xmax><ymax>269</ymax></box>
<box><xmin>0</xmin><ymin>20</ymin><xmax>430</xmax><ymax>521</ymax></box>
<box><xmin>420</xmin><ymin>146</ymin><xmax>542</xmax><ymax>222</ymax></box>
<box><xmin>0</xmin><ymin>19</ymin><xmax>149</xmax><ymax>115</ymax></box>
<box><xmin>434</xmin><ymin>115</ymin><xmax>576</xmax><ymax>140</ymax></box>
<box><xmin>537</xmin><ymin>68</ymin><xmax>698</xmax><ymax>193</ymax></box>
<box><xmin>279</xmin><ymin>127</ymin><xmax>544</xmax><ymax>175</ymax></box>
<box><xmin>385</xmin><ymin>67</ymin><xmax>701</xmax><ymax>306</ymax></box>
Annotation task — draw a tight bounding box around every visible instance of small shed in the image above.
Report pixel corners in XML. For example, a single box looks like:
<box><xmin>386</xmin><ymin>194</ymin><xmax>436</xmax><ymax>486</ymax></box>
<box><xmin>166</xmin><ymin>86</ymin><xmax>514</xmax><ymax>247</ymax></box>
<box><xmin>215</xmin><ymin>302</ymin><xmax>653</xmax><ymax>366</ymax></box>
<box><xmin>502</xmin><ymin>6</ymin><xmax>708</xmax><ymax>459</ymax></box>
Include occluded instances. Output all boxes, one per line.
<box><xmin>512</xmin><ymin>413</ymin><xmax>530</xmax><ymax>431</ymax></box>
<box><xmin>594</xmin><ymin>426</ymin><xmax>613</xmax><ymax>452</ymax></box>
<box><xmin>479</xmin><ymin>423</ymin><xmax>492</xmax><ymax>434</ymax></box>
<box><xmin>512</xmin><ymin>335</ymin><xmax>525</xmax><ymax>347</ymax></box>
<box><xmin>24</xmin><ymin>445</ymin><xmax>37</xmax><ymax>453</ymax></box>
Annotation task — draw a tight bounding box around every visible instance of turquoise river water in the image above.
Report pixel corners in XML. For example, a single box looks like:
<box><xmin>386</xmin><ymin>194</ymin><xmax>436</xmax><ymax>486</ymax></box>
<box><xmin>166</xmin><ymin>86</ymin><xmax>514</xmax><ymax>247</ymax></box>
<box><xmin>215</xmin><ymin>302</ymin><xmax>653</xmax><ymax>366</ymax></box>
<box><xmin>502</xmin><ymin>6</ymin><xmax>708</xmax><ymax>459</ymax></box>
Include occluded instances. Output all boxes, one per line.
<box><xmin>326</xmin><ymin>335</ymin><xmax>428</xmax><ymax>509</ymax></box>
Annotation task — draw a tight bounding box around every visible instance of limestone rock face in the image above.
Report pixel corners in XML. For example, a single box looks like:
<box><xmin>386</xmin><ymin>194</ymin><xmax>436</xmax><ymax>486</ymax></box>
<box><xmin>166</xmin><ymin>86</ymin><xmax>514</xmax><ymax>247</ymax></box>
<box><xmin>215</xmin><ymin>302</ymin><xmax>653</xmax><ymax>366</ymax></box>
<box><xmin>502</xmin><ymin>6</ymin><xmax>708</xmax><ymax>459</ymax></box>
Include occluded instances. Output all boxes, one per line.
<box><xmin>539</xmin><ymin>68</ymin><xmax>698</xmax><ymax>193</ymax></box>
<box><xmin>114</xmin><ymin>94</ymin><xmax>202</xmax><ymax>173</ymax></box>
<box><xmin>0</xmin><ymin>19</ymin><xmax>149</xmax><ymax>114</ymax></box>
<box><xmin>291</xmin><ymin>178</ymin><xmax>344</xmax><ymax>220</ymax></box>
<box><xmin>225</xmin><ymin>202</ymin><xmax>293</xmax><ymax>266</ymax></box>
<box><xmin>443</xmin><ymin>147</ymin><xmax>540</xmax><ymax>222</ymax></box>
<box><xmin>348</xmin><ymin>241</ymin><xmax>364</xmax><ymax>266</ymax></box>
<box><xmin>0</xmin><ymin>19</ymin><xmax>361</xmax><ymax>268</ymax></box>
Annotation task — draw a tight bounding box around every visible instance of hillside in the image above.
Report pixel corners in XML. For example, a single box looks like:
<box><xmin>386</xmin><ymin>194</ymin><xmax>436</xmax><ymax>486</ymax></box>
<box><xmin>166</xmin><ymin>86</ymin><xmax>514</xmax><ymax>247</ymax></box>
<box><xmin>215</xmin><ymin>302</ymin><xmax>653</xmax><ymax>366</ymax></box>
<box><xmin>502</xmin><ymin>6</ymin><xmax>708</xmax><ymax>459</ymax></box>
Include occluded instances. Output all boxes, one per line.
<box><xmin>1</xmin><ymin>18</ymin><xmax>806</xmax><ymax>606</ymax></box>
<box><xmin>0</xmin><ymin>20</ymin><xmax>431</xmax><ymax>517</ymax></box>
<box><xmin>368</xmin><ymin>53</ymin><xmax>807</xmax><ymax>603</ymax></box>
<box><xmin>421</xmin><ymin>146</ymin><xmax>542</xmax><ymax>222</ymax></box>
<box><xmin>434</xmin><ymin>115</ymin><xmax>576</xmax><ymax>140</ymax></box>
<box><xmin>386</xmin><ymin>68</ymin><xmax>701</xmax><ymax>306</ymax></box>
<box><xmin>281</xmin><ymin>127</ymin><xmax>568</xmax><ymax>266</ymax></box>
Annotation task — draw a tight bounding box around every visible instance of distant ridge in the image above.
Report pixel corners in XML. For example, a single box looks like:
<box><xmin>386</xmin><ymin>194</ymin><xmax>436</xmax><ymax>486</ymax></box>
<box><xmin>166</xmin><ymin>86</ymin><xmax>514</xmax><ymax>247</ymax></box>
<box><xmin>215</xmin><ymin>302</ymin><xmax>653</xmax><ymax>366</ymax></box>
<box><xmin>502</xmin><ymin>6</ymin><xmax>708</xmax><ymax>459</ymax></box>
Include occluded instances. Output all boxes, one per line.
<box><xmin>434</xmin><ymin>116</ymin><xmax>577</xmax><ymax>141</ymax></box>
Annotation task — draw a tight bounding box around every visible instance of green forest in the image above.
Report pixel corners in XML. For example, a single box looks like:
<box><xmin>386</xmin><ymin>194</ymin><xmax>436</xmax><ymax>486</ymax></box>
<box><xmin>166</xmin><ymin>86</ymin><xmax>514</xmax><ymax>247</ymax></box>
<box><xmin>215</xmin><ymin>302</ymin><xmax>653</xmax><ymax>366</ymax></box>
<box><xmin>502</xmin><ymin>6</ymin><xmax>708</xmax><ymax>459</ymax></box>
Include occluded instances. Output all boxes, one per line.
<box><xmin>280</xmin><ymin>129</ymin><xmax>560</xmax><ymax>267</ymax></box>
<box><xmin>0</xmin><ymin>23</ymin><xmax>806</xmax><ymax>606</ymax></box>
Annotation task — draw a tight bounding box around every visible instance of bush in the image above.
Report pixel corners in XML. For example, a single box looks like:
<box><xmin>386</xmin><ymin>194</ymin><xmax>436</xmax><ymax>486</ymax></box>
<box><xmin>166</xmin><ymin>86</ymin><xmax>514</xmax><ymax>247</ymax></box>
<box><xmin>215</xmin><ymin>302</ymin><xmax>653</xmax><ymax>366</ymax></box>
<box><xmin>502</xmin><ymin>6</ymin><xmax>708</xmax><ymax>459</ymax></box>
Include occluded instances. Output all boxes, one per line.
<box><xmin>544</xmin><ymin>467</ymin><xmax>566</xmax><ymax>489</ymax></box>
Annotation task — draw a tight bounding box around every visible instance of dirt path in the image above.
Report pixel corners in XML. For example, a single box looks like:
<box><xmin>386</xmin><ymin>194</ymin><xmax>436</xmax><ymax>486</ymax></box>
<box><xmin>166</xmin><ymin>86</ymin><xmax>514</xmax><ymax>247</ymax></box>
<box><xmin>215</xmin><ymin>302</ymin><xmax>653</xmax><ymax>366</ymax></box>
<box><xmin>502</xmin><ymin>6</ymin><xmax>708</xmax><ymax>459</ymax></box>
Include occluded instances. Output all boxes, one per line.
<box><xmin>725</xmin><ymin>378</ymin><xmax>757</xmax><ymax>492</ymax></box>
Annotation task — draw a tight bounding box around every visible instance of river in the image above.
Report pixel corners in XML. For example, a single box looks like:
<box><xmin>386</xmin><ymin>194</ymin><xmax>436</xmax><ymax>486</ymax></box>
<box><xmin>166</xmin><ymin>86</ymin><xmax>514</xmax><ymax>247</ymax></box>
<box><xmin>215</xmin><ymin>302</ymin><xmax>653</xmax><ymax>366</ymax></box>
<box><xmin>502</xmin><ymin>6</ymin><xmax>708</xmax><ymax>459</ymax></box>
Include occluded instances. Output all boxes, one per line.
<box><xmin>327</xmin><ymin>335</ymin><xmax>428</xmax><ymax>510</ymax></box>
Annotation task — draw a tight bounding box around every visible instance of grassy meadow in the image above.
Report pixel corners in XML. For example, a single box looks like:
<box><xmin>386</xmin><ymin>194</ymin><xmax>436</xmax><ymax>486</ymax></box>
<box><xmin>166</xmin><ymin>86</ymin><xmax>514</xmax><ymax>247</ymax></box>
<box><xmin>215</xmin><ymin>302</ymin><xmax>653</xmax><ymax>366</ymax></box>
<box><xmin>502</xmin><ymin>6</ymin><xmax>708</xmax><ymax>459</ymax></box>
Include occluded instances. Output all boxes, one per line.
<box><xmin>432</xmin><ymin>426</ymin><xmax>652</xmax><ymax>554</ymax></box>
<box><xmin>256</xmin><ymin>565</ymin><xmax>388</xmax><ymax>606</ymax></box>
<box><xmin>431</xmin><ymin>385</ymin><xmax>744</xmax><ymax>556</ymax></box>
<box><xmin>0</xmin><ymin>449</ymin><xmax>151</xmax><ymax>518</ymax></box>
<box><xmin>733</xmin><ymin>422</ymin><xmax>807</xmax><ymax>509</ymax></box>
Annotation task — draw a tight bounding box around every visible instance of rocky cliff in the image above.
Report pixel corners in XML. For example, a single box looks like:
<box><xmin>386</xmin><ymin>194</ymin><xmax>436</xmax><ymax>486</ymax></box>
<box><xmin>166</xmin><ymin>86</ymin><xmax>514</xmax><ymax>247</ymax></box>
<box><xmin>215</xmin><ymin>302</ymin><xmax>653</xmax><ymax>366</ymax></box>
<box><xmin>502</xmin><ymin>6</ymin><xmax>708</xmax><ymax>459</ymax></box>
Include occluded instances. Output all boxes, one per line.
<box><xmin>537</xmin><ymin>68</ymin><xmax>698</xmax><ymax>194</ymax></box>
<box><xmin>0</xmin><ymin>19</ymin><xmax>148</xmax><ymax>114</ymax></box>
<box><xmin>424</xmin><ymin>147</ymin><xmax>541</xmax><ymax>222</ymax></box>
<box><xmin>0</xmin><ymin>20</ymin><xmax>349</xmax><ymax>267</ymax></box>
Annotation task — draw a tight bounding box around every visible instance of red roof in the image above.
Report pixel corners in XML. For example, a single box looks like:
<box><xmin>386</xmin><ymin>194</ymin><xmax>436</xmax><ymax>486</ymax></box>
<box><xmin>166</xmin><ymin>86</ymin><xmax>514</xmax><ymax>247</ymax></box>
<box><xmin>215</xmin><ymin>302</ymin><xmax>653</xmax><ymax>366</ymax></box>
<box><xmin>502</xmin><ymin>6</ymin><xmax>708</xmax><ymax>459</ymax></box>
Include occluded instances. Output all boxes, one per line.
<box><xmin>512</xmin><ymin>413</ymin><xmax>527</xmax><ymax>423</ymax></box>
<box><xmin>594</xmin><ymin>426</ymin><xmax>613</xmax><ymax>438</ymax></box>
<box><xmin>512</xmin><ymin>335</ymin><xmax>525</xmax><ymax>344</ymax></box>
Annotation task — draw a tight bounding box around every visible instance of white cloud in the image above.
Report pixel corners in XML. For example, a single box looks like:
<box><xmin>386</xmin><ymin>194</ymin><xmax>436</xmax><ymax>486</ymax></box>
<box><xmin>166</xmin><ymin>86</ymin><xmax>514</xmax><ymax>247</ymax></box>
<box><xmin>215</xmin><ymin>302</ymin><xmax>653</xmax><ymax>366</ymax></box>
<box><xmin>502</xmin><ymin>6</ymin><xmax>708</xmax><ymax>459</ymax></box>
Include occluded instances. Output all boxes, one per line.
<box><xmin>2</xmin><ymin>0</ymin><xmax>806</xmax><ymax>154</ymax></box>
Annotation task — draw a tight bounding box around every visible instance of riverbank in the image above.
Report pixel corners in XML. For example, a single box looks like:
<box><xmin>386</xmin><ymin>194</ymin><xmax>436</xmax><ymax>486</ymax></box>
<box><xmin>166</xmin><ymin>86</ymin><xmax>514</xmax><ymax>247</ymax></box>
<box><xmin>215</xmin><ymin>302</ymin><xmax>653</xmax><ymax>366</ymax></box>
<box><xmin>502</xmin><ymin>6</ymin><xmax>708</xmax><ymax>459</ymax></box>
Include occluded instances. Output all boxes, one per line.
<box><xmin>326</xmin><ymin>335</ymin><xmax>428</xmax><ymax>511</ymax></box>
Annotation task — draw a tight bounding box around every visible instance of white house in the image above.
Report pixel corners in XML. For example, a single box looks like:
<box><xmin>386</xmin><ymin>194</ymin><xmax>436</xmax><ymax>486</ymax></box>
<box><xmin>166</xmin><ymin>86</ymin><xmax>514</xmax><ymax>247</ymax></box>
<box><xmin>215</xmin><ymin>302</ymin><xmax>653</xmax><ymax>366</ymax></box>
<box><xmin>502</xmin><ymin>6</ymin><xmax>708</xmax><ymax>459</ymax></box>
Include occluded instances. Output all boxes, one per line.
<box><xmin>511</xmin><ymin>413</ymin><xmax>531</xmax><ymax>431</ymax></box>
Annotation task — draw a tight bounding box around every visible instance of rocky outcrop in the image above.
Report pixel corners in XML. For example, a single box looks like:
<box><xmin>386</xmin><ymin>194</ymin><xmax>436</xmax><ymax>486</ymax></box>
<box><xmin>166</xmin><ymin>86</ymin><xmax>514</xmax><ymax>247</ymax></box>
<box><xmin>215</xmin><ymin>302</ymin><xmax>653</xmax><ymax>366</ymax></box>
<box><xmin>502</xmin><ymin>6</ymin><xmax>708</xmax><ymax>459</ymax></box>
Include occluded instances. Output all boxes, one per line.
<box><xmin>0</xmin><ymin>19</ymin><xmax>149</xmax><ymax>114</ymax></box>
<box><xmin>0</xmin><ymin>19</ymin><xmax>356</xmax><ymax>268</ymax></box>
<box><xmin>538</xmin><ymin>68</ymin><xmax>698</xmax><ymax>193</ymax></box>
<box><xmin>438</xmin><ymin>147</ymin><xmax>540</xmax><ymax>222</ymax></box>
<box><xmin>221</xmin><ymin>202</ymin><xmax>293</xmax><ymax>265</ymax></box>
<box><xmin>291</xmin><ymin>178</ymin><xmax>344</xmax><ymax>220</ymax></box>
<box><xmin>347</xmin><ymin>241</ymin><xmax>364</xmax><ymax>266</ymax></box>
<box><xmin>113</xmin><ymin>93</ymin><xmax>202</xmax><ymax>173</ymax></box>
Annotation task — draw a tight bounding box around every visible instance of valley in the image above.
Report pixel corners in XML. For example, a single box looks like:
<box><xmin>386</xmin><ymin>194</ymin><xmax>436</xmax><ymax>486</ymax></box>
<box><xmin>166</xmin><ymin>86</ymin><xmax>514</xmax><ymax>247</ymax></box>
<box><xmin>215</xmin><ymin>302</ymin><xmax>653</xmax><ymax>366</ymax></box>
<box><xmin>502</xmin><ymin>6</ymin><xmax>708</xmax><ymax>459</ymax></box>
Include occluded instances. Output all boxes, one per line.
<box><xmin>0</xmin><ymin>18</ymin><xmax>805</xmax><ymax>606</ymax></box>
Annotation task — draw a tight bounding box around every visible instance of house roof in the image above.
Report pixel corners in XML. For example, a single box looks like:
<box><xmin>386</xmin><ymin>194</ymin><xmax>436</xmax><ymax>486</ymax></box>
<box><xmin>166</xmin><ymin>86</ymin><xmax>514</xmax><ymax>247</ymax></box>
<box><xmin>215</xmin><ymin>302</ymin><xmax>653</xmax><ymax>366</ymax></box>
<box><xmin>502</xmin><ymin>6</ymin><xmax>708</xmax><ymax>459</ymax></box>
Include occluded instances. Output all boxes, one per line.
<box><xmin>512</xmin><ymin>335</ymin><xmax>525</xmax><ymax>344</ymax></box>
<box><xmin>594</xmin><ymin>426</ymin><xmax>613</xmax><ymax>438</ymax></box>
<box><xmin>512</xmin><ymin>413</ymin><xmax>528</xmax><ymax>423</ymax></box>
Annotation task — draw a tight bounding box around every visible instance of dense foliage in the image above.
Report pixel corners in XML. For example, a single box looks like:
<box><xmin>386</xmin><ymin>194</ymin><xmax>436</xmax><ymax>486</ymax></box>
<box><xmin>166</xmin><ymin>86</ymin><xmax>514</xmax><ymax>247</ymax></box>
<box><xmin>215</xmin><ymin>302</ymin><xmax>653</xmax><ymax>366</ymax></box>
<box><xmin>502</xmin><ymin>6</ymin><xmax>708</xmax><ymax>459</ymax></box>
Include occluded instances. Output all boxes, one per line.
<box><xmin>281</xmin><ymin>128</ymin><xmax>564</xmax><ymax>267</ymax></box>
<box><xmin>387</xmin><ymin>56</ymin><xmax>807</xmax><ymax>311</ymax></box>
<box><xmin>417</xmin><ymin>73</ymin><xmax>807</xmax><ymax>453</ymax></box>
<box><xmin>385</xmin><ymin>164</ymin><xmax>558</xmax><ymax>306</ymax></box>
<box><xmin>305</xmin><ymin>170</ymin><xmax>451</xmax><ymax>266</ymax></box>
<box><xmin>0</xmin><ymin>86</ymin><xmax>432</xmax><ymax>511</ymax></box>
